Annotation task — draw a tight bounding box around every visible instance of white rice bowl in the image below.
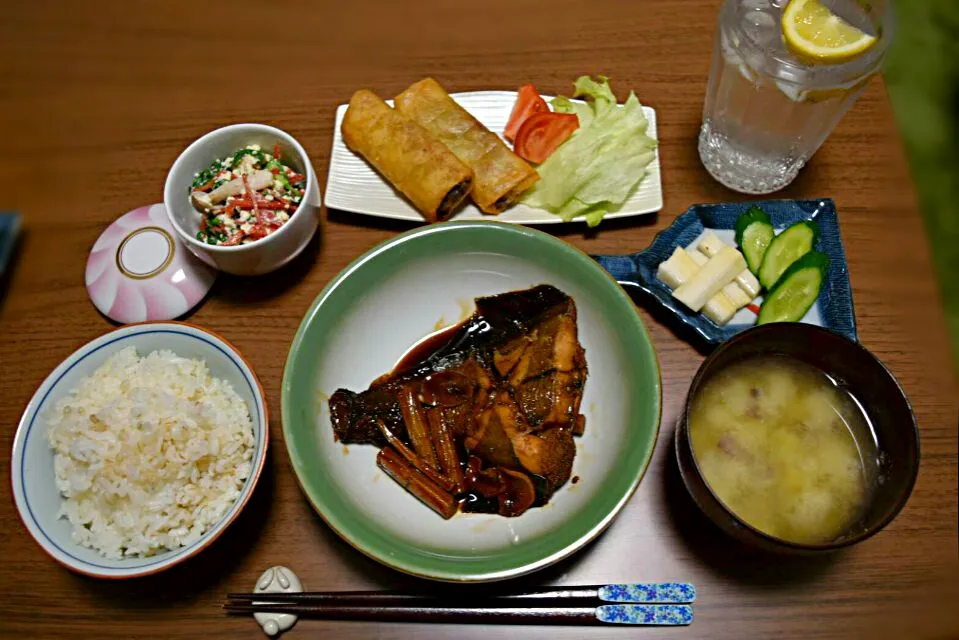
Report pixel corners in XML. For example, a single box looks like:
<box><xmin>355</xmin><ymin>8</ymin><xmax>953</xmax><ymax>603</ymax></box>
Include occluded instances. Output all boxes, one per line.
<box><xmin>46</xmin><ymin>347</ymin><xmax>254</xmax><ymax>559</ymax></box>
<box><xmin>11</xmin><ymin>323</ymin><xmax>268</xmax><ymax>578</ymax></box>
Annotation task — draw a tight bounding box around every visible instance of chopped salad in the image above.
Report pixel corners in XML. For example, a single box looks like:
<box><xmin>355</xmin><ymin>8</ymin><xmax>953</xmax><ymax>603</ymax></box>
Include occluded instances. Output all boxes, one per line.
<box><xmin>189</xmin><ymin>144</ymin><xmax>306</xmax><ymax>246</ymax></box>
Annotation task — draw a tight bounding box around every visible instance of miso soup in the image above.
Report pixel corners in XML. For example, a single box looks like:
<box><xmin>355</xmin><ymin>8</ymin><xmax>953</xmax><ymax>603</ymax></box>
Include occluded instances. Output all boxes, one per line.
<box><xmin>689</xmin><ymin>355</ymin><xmax>875</xmax><ymax>545</ymax></box>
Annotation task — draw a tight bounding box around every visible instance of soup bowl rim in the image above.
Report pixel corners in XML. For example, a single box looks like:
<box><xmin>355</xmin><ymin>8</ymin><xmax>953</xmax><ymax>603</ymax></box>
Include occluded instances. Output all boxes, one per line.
<box><xmin>679</xmin><ymin>322</ymin><xmax>920</xmax><ymax>552</ymax></box>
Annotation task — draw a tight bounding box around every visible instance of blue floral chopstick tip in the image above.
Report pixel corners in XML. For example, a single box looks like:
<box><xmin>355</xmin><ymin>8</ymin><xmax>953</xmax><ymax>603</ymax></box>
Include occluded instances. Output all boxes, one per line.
<box><xmin>596</xmin><ymin>604</ymin><xmax>693</xmax><ymax>626</ymax></box>
<box><xmin>598</xmin><ymin>582</ymin><xmax>696</xmax><ymax>604</ymax></box>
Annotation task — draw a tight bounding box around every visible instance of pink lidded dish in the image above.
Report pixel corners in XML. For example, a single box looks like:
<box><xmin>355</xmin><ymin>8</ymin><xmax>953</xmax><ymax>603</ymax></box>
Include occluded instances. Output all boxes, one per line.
<box><xmin>85</xmin><ymin>203</ymin><xmax>216</xmax><ymax>324</ymax></box>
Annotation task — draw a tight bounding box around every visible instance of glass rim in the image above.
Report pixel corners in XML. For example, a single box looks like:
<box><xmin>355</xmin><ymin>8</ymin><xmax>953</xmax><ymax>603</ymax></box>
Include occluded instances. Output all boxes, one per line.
<box><xmin>723</xmin><ymin>0</ymin><xmax>896</xmax><ymax>87</ymax></box>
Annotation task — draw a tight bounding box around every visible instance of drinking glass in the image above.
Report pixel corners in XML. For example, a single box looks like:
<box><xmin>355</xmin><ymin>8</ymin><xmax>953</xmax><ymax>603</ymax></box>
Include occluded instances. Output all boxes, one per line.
<box><xmin>698</xmin><ymin>0</ymin><xmax>894</xmax><ymax>194</ymax></box>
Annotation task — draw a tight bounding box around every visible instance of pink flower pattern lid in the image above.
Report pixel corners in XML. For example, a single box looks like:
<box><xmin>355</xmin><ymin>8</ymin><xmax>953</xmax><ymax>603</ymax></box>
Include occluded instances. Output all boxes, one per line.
<box><xmin>86</xmin><ymin>204</ymin><xmax>216</xmax><ymax>323</ymax></box>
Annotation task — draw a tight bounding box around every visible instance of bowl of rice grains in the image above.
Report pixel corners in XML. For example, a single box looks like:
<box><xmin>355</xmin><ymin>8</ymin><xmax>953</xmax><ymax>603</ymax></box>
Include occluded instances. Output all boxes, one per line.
<box><xmin>11</xmin><ymin>322</ymin><xmax>268</xmax><ymax>578</ymax></box>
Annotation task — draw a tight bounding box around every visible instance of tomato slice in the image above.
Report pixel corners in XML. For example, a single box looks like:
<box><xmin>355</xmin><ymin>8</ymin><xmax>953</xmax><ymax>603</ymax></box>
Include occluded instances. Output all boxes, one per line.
<box><xmin>504</xmin><ymin>84</ymin><xmax>548</xmax><ymax>142</ymax></box>
<box><xmin>513</xmin><ymin>112</ymin><xmax>579</xmax><ymax>164</ymax></box>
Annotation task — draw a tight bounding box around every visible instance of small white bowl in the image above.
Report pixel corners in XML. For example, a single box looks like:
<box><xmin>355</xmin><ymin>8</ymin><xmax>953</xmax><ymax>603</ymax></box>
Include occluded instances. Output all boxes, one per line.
<box><xmin>11</xmin><ymin>322</ymin><xmax>269</xmax><ymax>579</ymax></box>
<box><xmin>164</xmin><ymin>124</ymin><xmax>321</xmax><ymax>276</ymax></box>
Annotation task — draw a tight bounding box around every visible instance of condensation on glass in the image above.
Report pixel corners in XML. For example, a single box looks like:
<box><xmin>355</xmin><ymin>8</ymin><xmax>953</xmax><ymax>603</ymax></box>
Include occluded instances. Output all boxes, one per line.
<box><xmin>698</xmin><ymin>0</ymin><xmax>893</xmax><ymax>194</ymax></box>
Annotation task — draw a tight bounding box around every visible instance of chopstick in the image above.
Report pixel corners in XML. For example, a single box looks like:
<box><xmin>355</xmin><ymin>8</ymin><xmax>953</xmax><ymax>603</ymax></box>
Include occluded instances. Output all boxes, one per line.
<box><xmin>227</xmin><ymin>582</ymin><xmax>696</xmax><ymax>606</ymax></box>
<box><xmin>223</xmin><ymin>603</ymin><xmax>693</xmax><ymax>626</ymax></box>
<box><xmin>225</xmin><ymin>583</ymin><xmax>695</xmax><ymax>626</ymax></box>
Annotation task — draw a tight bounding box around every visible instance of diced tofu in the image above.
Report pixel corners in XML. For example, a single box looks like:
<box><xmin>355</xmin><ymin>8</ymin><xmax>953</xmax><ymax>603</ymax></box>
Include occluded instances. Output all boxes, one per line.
<box><xmin>723</xmin><ymin>281</ymin><xmax>752</xmax><ymax>308</ymax></box>
<box><xmin>657</xmin><ymin>247</ymin><xmax>701</xmax><ymax>289</ymax></box>
<box><xmin>736</xmin><ymin>269</ymin><xmax>762</xmax><ymax>298</ymax></box>
<box><xmin>703</xmin><ymin>291</ymin><xmax>738</xmax><ymax>325</ymax></box>
<box><xmin>696</xmin><ymin>231</ymin><xmax>727</xmax><ymax>258</ymax></box>
<box><xmin>673</xmin><ymin>246</ymin><xmax>747</xmax><ymax>312</ymax></box>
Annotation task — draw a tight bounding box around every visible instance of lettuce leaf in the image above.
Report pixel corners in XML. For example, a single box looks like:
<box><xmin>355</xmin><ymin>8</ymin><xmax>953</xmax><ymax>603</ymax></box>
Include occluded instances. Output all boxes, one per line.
<box><xmin>523</xmin><ymin>76</ymin><xmax>657</xmax><ymax>227</ymax></box>
<box><xmin>551</xmin><ymin>96</ymin><xmax>594</xmax><ymax>128</ymax></box>
<box><xmin>572</xmin><ymin>74</ymin><xmax>616</xmax><ymax>116</ymax></box>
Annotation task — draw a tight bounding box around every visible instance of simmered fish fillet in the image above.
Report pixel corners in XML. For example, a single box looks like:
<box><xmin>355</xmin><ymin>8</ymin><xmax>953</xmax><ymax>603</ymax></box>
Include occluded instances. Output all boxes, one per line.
<box><xmin>328</xmin><ymin>285</ymin><xmax>587</xmax><ymax>516</ymax></box>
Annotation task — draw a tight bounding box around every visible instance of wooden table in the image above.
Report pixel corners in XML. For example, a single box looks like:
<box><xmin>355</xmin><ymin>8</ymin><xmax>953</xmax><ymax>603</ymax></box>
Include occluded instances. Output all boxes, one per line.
<box><xmin>1</xmin><ymin>1</ymin><xmax>956</xmax><ymax>638</ymax></box>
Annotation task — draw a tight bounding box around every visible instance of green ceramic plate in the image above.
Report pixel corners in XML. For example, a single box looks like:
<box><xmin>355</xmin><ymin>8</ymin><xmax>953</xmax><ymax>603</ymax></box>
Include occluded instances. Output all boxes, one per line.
<box><xmin>282</xmin><ymin>221</ymin><xmax>661</xmax><ymax>582</ymax></box>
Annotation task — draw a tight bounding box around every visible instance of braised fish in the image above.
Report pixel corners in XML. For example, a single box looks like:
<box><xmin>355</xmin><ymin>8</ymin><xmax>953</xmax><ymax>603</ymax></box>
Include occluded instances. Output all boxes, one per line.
<box><xmin>328</xmin><ymin>285</ymin><xmax>587</xmax><ymax>518</ymax></box>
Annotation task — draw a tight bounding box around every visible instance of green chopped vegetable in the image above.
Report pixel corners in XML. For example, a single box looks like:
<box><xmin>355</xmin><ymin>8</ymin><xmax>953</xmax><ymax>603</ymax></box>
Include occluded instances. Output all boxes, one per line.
<box><xmin>758</xmin><ymin>220</ymin><xmax>819</xmax><ymax>289</ymax></box>
<box><xmin>191</xmin><ymin>164</ymin><xmax>220</xmax><ymax>190</ymax></box>
<box><xmin>229</xmin><ymin>146</ymin><xmax>268</xmax><ymax>166</ymax></box>
<box><xmin>758</xmin><ymin>251</ymin><xmax>829</xmax><ymax>324</ymax></box>
<box><xmin>522</xmin><ymin>75</ymin><xmax>657</xmax><ymax>227</ymax></box>
<box><xmin>272</xmin><ymin>168</ymin><xmax>292</xmax><ymax>191</ymax></box>
<box><xmin>735</xmin><ymin>206</ymin><xmax>775</xmax><ymax>276</ymax></box>
<box><xmin>190</xmin><ymin>143</ymin><xmax>303</xmax><ymax>246</ymax></box>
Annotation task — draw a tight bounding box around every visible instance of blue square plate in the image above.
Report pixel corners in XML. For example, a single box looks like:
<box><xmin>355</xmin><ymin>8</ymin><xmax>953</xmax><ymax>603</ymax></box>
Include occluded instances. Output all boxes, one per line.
<box><xmin>592</xmin><ymin>199</ymin><xmax>856</xmax><ymax>346</ymax></box>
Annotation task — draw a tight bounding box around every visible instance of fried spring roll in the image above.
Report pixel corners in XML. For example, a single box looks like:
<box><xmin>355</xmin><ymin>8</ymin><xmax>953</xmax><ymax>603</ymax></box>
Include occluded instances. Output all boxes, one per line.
<box><xmin>377</xmin><ymin>447</ymin><xmax>458</xmax><ymax>520</ymax></box>
<box><xmin>341</xmin><ymin>89</ymin><xmax>473</xmax><ymax>222</ymax></box>
<box><xmin>394</xmin><ymin>78</ymin><xmax>539</xmax><ymax>214</ymax></box>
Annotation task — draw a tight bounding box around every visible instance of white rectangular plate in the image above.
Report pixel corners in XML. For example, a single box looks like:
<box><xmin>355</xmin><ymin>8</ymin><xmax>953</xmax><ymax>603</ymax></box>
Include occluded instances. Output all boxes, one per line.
<box><xmin>326</xmin><ymin>91</ymin><xmax>662</xmax><ymax>225</ymax></box>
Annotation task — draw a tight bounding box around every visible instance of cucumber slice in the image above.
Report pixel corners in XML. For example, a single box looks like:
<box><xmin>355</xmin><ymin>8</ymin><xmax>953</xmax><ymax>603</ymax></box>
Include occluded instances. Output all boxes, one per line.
<box><xmin>757</xmin><ymin>251</ymin><xmax>829</xmax><ymax>324</ymax></box>
<box><xmin>734</xmin><ymin>206</ymin><xmax>771</xmax><ymax>245</ymax></box>
<box><xmin>758</xmin><ymin>220</ymin><xmax>819</xmax><ymax>289</ymax></box>
<box><xmin>735</xmin><ymin>207</ymin><xmax>775</xmax><ymax>276</ymax></box>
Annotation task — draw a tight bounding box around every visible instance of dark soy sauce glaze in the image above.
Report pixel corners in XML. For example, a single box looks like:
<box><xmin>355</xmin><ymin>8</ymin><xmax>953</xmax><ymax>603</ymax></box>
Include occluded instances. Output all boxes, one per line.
<box><xmin>394</xmin><ymin>320</ymin><xmax>551</xmax><ymax>516</ymax></box>
<box><xmin>393</xmin><ymin>323</ymin><xmax>462</xmax><ymax>373</ymax></box>
<box><xmin>325</xmin><ymin>287</ymin><xmax>579</xmax><ymax>517</ymax></box>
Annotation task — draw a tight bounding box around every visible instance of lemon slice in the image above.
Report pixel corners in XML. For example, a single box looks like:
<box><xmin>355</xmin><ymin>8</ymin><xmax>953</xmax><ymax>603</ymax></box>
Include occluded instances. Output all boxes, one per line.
<box><xmin>782</xmin><ymin>0</ymin><xmax>877</xmax><ymax>63</ymax></box>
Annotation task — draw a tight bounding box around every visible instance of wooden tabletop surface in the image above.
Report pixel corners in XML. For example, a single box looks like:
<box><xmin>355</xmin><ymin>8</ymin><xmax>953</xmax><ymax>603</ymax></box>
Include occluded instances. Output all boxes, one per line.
<box><xmin>1</xmin><ymin>1</ymin><xmax>957</xmax><ymax>638</ymax></box>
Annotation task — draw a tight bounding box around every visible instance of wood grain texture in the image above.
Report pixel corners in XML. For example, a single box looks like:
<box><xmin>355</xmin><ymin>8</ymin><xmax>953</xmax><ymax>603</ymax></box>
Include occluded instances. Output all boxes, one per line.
<box><xmin>1</xmin><ymin>1</ymin><xmax>956</xmax><ymax>638</ymax></box>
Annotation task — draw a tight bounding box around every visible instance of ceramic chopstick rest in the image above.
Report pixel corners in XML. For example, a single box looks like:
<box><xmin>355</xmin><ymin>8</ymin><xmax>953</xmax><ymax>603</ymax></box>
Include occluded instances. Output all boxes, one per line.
<box><xmin>253</xmin><ymin>566</ymin><xmax>303</xmax><ymax>637</ymax></box>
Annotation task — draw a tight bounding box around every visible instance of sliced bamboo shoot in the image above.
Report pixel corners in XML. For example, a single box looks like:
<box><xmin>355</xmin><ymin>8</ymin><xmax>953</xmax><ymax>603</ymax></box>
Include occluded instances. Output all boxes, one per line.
<box><xmin>703</xmin><ymin>291</ymin><xmax>738</xmax><ymax>325</ymax></box>
<box><xmin>658</xmin><ymin>238</ymin><xmax>754</xmax><ymax>324</ymax></box>
<box><xmin>657</xmin><ymin>247</ymin><xmax>701</xmax><ymax>289</ymax></box>
<box><xmin>736</xmin><ymin>268</ymin><xmax>762</xmax><ymax>298</ymax></box>
<box><xmin>692</xmin><ymin>234</ymin><xmax>761</xmax><ymax>299</ymax></box>
<box><xmin>696</xmin><ymin>231</ymin><xmax>726</xmax><ymax>258</ymax></box>
<box><xmin>722</xmin><ymin>281</ymin><xmax>752</xmax><ymax>308</ymax></box>
<box><xmin>673</xmin><ymin>246</ymin><xmax>747</xmax><ymax>312</ymax></box>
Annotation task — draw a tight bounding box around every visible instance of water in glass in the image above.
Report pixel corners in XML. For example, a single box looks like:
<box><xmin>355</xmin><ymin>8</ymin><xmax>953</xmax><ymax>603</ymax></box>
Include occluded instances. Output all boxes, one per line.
<box><xmin>699</xmin><ymin>0</ymin><xmax>892</xmax><ymax>194</ymax></box>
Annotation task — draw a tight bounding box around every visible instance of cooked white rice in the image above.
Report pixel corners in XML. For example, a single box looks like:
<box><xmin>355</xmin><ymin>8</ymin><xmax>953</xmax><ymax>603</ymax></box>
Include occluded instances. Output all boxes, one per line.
<box><xmin>45</xmin><ymin>347</ymin><xmax>255</xmax><ymax>559</ymax></box>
